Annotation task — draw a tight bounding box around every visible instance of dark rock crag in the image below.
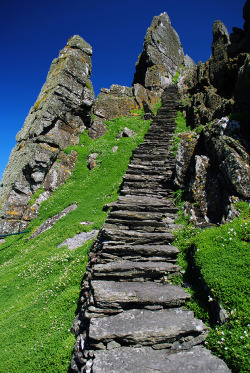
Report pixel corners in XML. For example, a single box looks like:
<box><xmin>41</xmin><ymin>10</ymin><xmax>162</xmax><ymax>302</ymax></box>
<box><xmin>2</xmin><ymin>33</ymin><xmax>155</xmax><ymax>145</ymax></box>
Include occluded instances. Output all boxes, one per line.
<box><xmin>0</xmin><ymin>35</ymin><xmax>94</xmax><ymax>234</ymax></box>
<box><xmin>70</xmin><ymin>86</ymin><xmax>230</xmax><ymax>373</ymax></box>
<box><xmin>176</xmin><ymin>1</ymin><xmax>250</xmax><ymax>224</ymax></box>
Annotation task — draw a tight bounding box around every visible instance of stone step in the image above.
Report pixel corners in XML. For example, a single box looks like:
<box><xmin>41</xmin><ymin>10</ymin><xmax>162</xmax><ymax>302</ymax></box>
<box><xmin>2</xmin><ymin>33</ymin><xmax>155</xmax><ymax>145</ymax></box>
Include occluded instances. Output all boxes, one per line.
<box><xmin>120</xmin><ymin>189</ymin><xmax>174</xmax><ymax>198</ymax></box>
<box><xmin>132</xmin><ymin>154</ymin><xmax>171</xmax><ymax>160</ymax></box>
<box><xmin>105</xmin><ymin>202</ymin><xmax>177</xmax><ymax>213</ymax></box>
<box><xmin>92</xmin><ymin>259</ymin><xmax>180</xmax><ymax>281</ymax></box>
<box><xmin>101</xmin><ymin>243</ymin><xmax>180</xmax><ymax>260</ymax></box>
<box><xmin>90</xmin><ymin>346</ymin><xmax>231</xmax><ymax>373</ymax></box>
<box><xmin>90</xmin><ymin>281</ymin><xmax>191</xmax><ymax>311</ymax></box>
<box><xmin>88</xmin><ymin>308</ymin><xmax>208</xmax><ymax>350</ymax></box>
<box><xmin>121</xmin><ymin>182</ymin><xmax>174</xmax><ymax>191</ymax></box>
<box><xmin>101</xmin><ymin>227</ymin><xmax>175</xmax><ymax>244</ymax></box>
<box><xmin>108</xmin><ymin>210</ymin><xmax>164</xmax><ymax>220</ymax></box>
<box><xmin>104</xmin><ymin>219</ymin><xmax>166</xmax><ymax>231</ymax></box>
<box><xmin>123</xmin><ymin>174</ymin><xmax>168</xmax><ymax>182</ymax></box>
<box><xmin>125</xmin><ymin>169</ymin><xmax>172</xmax><ymax>177</ymax></box>
<box><xmin>130</xmin><ymin>159</ymin><xmax>174</xmax><ymax>165</ymax></box>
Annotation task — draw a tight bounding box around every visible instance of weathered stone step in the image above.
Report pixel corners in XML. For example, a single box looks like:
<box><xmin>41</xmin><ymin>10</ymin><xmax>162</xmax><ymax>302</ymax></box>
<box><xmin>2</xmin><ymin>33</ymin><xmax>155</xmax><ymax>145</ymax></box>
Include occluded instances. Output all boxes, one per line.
<box><xmin>105</xmin><ymin>203</ymin><xmax>177</xmax><ymax>213</ymax></box>
<box><xmin>120</xmin><ymin>188</ymin><xmax>174</xmax><ymax>198</ymax></box>
<box><xmin>130</xmin><ymin>158</ymin><xmax>174</xmax><ymax>165</ymax></box>
<box><xmin>126</xmin><ymin>168</ymin><xmax>172</xmax><ymax>176</ymax></box>
<box><xmin>102</xmin><ymin>243</ymin><xmax>180</xmax><ymax>259</ymax></box>
<box><xmin>101</xmin><ymin>227</ymin><xmax>175</xmax><ymax>244</ymax></box>
<box><xmin>132</xmin><ymin>154</ymin><xmax>171</xmax><ymax>160</ymax></box>
<box><xmin>123</xmin><ymin>174</ymin><xmax>168</xmax><ymax>182</ymax></box>
<box><xmin>105</xmin><ymin>219</ymin><xmax>166</xmax><ymax>231</ymax></box>
<box><xmin>116</xmin><ymin>194</ymin><xmax>175</xmax><ymax>204</ymax></box>
<box><xmin>122</xmin><ymin>182</ymin><xmax>174</xmax><ymax>191</ymax></box>
<box><xmin>88</xmin><ymin>308</ymin><xmax>208</xmax><ymax>349</ymax></box>
<box><xmin>108</xmin><ymin>210</ymin><xmax>164</xmax><ymax>221</ymax></box>
<box><xmin>92</xmin><ymin>260</ymin><xmax>180</xmax><ymax>280</ymax></box>
<box><xmin>90</xmin><ymin>346</ymin><xmax>231</xmax><ymax>373</ymax></box>
<box><xmin>91</xmin><ymin>281</ymin><xmax>191</xmax><ymax>310</ymax></box>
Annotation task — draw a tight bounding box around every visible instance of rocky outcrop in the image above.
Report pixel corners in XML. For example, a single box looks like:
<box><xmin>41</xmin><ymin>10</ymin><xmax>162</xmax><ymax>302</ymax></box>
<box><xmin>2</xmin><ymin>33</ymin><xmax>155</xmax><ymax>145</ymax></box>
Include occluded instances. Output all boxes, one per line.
<box><xmin>175</xmin><ymin>117</ymin><xmax>250</xmax><ymax>224</ymax></box>
<box><xmin>175</xmin><ymin>2</ymin><xmax>250</xmax><ymax>224</ymax></box>
<box><xmin>228</xmin><ymin>0</ymin><xmax>250</xmax><ymax>56</ymax></box>
<box><xmin>0</xmin><ymin>35</ymin><xmax>94</xmax><ymax>234</ymax></box>
<box><xmin>133</xmin><ymin>12</ymin><xmax>184</xmax><ymax>93</ymax></box>
<box><xmin>181</xmin><ymin>2</ymin><xmax>250</xmax><ymax>126</ymax></box>
<box><xmin>93</xmin><ymin>84</ymin><xmax>138</xmax><ymax>122</ymax></box>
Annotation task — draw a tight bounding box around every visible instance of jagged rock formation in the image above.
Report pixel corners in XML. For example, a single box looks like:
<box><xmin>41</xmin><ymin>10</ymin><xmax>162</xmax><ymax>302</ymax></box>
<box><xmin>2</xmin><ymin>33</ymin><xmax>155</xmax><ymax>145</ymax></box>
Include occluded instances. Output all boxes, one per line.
<box><xmin>0</xmin><ymin>11</ymin><xmax>190</xmax><ymax>234</ymax></box>
<box><xmin>133</xmin><ymin>12</ymin><xmax>184</xmax><ymax>92</ymax></box>
<box><xmin>176</xmin><ymin>1</ymin><xmax>250</xmax><ymax>224</ymax></box>
<box><xmin>70</xmin><ymin>86</ymin><xmax>230</xmax><ymax>373</ymax></box>
<box><xmin>0</xmin><ymin>35</ymin><xmax>94</xmax><ymax>234</ymax></box>
<box><xmin>91</xmin><ymin>11</ymin><xmax>194</xmax><ymax>128</ymax></box>
<box><xmin>181</xmin><ymin>1</ymin><xmax>250</xmax><ymax>125</ymax></box>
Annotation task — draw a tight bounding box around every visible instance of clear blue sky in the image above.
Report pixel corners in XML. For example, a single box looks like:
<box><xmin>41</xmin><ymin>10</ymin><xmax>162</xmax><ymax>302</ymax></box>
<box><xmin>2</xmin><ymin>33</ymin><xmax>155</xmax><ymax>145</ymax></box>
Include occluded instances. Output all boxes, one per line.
<box><xmin>0</xmin><ymin>0</ymin><xmax>246</xmax><ymax>180</ymax></box>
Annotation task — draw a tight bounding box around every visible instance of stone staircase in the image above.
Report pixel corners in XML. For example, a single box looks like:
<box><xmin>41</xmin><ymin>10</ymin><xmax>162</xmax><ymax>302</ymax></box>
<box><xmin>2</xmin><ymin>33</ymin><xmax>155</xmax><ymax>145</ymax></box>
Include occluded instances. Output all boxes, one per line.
<box><xmin>71</xmin><ymin>85</ymin><xmax>231</xmax><ymax>372</ymax></box>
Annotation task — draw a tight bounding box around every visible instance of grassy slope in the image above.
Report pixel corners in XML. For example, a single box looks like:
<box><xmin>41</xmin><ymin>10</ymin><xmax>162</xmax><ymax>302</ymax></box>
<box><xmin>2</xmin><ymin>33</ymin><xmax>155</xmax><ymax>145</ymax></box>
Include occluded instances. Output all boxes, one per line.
<box><xmin>0</xmin><ymin>114</ymin><xmax>151</xmax><ymax>372</ymax></box>
<box><xmin>172</xmin><ymin>111</ymin><xmax>250</xmax><ymax>373</ymax></box>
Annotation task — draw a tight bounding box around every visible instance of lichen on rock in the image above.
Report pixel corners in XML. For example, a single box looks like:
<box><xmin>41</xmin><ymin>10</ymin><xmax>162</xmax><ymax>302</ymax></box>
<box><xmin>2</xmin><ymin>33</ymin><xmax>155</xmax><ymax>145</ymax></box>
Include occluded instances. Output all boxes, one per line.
<box><xmin>0</xmin><ymin>35</ymin><xmax>94</xmax><ymax>234</ymax></box>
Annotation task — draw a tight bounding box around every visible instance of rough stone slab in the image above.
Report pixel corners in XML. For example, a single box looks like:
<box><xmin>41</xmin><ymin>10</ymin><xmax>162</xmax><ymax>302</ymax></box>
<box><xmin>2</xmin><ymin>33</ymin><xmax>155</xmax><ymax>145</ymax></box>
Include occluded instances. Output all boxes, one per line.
<box><xmin>57</xmin><ymin>230</ymin><xmax>98</xmax><ymax>250</ymax></box>
<box><xmin>92</xmin><ymin>260</ymin><xmax>180</xmax><ymax>280</ymax></box>
<box><xmin>91</xmin><ymin>346</ymin><xmax>231</xmax><ymax>373</ymax></box>
<box><xmin>29</xmin><ymin>204</ymin><xmax>77</xmax><ymax>239</ymax></box>
<box><xmin>89</xmin><ymin>308</ymin><xmax>208</xmax><ymax>348</ymax></box>
<box><xmin>91</xmin><ymin>280</ymin><xmax>191</xmax><ymax>309</ymax></box>
<box><xmin>102</xmin><ymin>244</ymin><xmax>180</xmax><ymax>258</ymax></box>
<box><xmin>101</xmin><ymin>228</ymin><xmax>175</xmax><ymax>244</ymax></box>
<box><xmin>108</xmin><ymin>210</ymin><xmax>164</xmax><ymax>221</ymax></box>
<box><xmin>105</xmin><ymin>218</ymin><xmax>166</xmax><ymax>228</ymax></box>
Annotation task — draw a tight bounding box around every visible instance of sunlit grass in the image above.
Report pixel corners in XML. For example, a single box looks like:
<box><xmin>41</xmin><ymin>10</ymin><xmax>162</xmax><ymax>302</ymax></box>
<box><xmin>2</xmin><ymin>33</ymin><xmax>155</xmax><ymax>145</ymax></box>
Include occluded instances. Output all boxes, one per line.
<box><xmin>0</xmin><ymin>114</ymin><xmax>151</xmax><ymax>372</ymax></box>
<box><xmin>173</xmin><ymin>202</ymin><xmax>250</xmax><ymax>373</ymax></box>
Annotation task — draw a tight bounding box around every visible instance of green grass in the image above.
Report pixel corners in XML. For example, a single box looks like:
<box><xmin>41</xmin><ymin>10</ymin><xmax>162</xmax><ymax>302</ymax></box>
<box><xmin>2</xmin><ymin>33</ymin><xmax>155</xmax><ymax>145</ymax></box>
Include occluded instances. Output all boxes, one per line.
<box><xmin>173</xmin><ymin>202</ymin><xmax>250</xmax><ymax>373</ymax></box>
<box><xmin>0</xmin><ymin>114</ymin><xmax>151</xmax><ymax>372</ymax></box>
<box><xmin>170</xmin><ymin>110</ymin><xmax>191</xmax><ymax>157</ymax></box>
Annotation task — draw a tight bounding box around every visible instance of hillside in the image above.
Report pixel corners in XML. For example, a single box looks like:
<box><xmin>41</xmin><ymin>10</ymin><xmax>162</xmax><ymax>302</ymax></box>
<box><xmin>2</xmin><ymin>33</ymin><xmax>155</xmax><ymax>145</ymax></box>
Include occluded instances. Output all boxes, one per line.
<box><xmin>0</xmin><ymin>2</ymin><xmax>249</xmax><ymax>373</ymax></box>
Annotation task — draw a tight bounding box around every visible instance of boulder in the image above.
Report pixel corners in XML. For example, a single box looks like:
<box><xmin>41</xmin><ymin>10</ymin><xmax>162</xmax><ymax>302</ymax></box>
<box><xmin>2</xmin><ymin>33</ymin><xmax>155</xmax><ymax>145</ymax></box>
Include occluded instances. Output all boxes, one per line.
<box><xmin>87</xmin><ymin>153</ymin><xmax>98</xmax><ymax>170</ymax></box>
<box><xmin>93</xmin><ymin>85</ymin><xmax>138</xmax><ymax>121</ymax></box>
<box><xmin>88</xmin><ymin>119</ymin><xmax>107</xmax><ymax>140</ymax></box>
<box><xmin>175</xmin><ymin>132</ymin><xmax>200</xmax><ymax>187</ymax></box>
<box><xmin>133</xmin><ymin>12</ymin><xmax>184</xmax><ymax>92</ymax></box>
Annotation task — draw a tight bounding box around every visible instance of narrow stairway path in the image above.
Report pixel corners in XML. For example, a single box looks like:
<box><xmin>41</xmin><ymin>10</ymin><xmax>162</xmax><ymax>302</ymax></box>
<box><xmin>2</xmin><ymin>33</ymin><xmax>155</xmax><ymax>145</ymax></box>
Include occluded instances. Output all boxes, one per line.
<box><xmin>71</xmin><ymin>85</ymin><xmax>231</xmax><ymax>373</ymax></box>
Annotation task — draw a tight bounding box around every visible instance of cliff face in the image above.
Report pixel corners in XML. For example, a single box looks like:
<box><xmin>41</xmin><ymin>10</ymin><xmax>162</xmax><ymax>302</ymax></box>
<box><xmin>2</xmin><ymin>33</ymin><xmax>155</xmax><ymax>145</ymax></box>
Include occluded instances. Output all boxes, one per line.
<box><xmin>176</xmin><ymin>1</ymin><xmax>250</xmax><ymax>224</ymax></box>
<box><xmin>0</xmin><ymin>35</ymin><xmax>94</xmax><ymax>234</ymax></box>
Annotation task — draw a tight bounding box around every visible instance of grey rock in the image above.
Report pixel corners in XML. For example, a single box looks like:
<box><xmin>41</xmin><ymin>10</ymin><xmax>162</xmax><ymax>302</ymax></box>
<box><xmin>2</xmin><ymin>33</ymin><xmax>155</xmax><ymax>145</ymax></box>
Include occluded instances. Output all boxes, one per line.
<box><xmin>92</xmin><ymin>346</ymin><xmax>231</xmax><ymax>373</ymax></box>
<box><xmin>0</xmin><ymin>35</ymin><xmax>94</xmax><ymax>234</ymax></box>
<box><xmin>89</xmin><ymin>308</ymin><xmax>208</xmax><ymax>348</ymax></box>
<box><xmin>93</xmin><ymin>85</ymin><xmax>138</xmax><ymax>121</ymax></box>
<box><xmin>88</xmin><ymin>119</ymin><xmax>107</xmax><ymax>140</ymax></box>
<box><xmin>58</xmin><ymin>230</ymin><xmax>98</xmax><ymax>250</ymax></box>
<box><xmin>87</xmin><ymin>153</ymin><xmax>98</xmax><ymax>170</ymax></box>
<box><xmin>28</xmin><ymin>204</ymin><xmax>77</xmax><ymax>239</ymax></box>
<box><xmin>43</xmin><ymin>150</ymin><xmax>78</xmax><ymax>192</ymax></box>
<box><xmin>102</xmin><ymin>244</ymin><xmax>179</xmax><ymax>260</ymax></box>
<box><xmin>92</xmin><ymin>260</ymin><xmax>180</xmax><ymax>280</ymax></box>
<box><xmin>117</xmin><ymin>127</ymin><xmax>136</xmax><ymax>139</ymax></box>
<box><xmin>101</xmin><ymin>227</ymin><xmax>175</xmax><ymax>244</ymax></box>
<box><xmin>91</xmin><ymin>280</ymin><xmax>191</xmax><ymax>309</ymax></box>
<box><xmin>133</xmin><ymin>12</ymin><xmax>184</xmax><ymax>92</ymax></box>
